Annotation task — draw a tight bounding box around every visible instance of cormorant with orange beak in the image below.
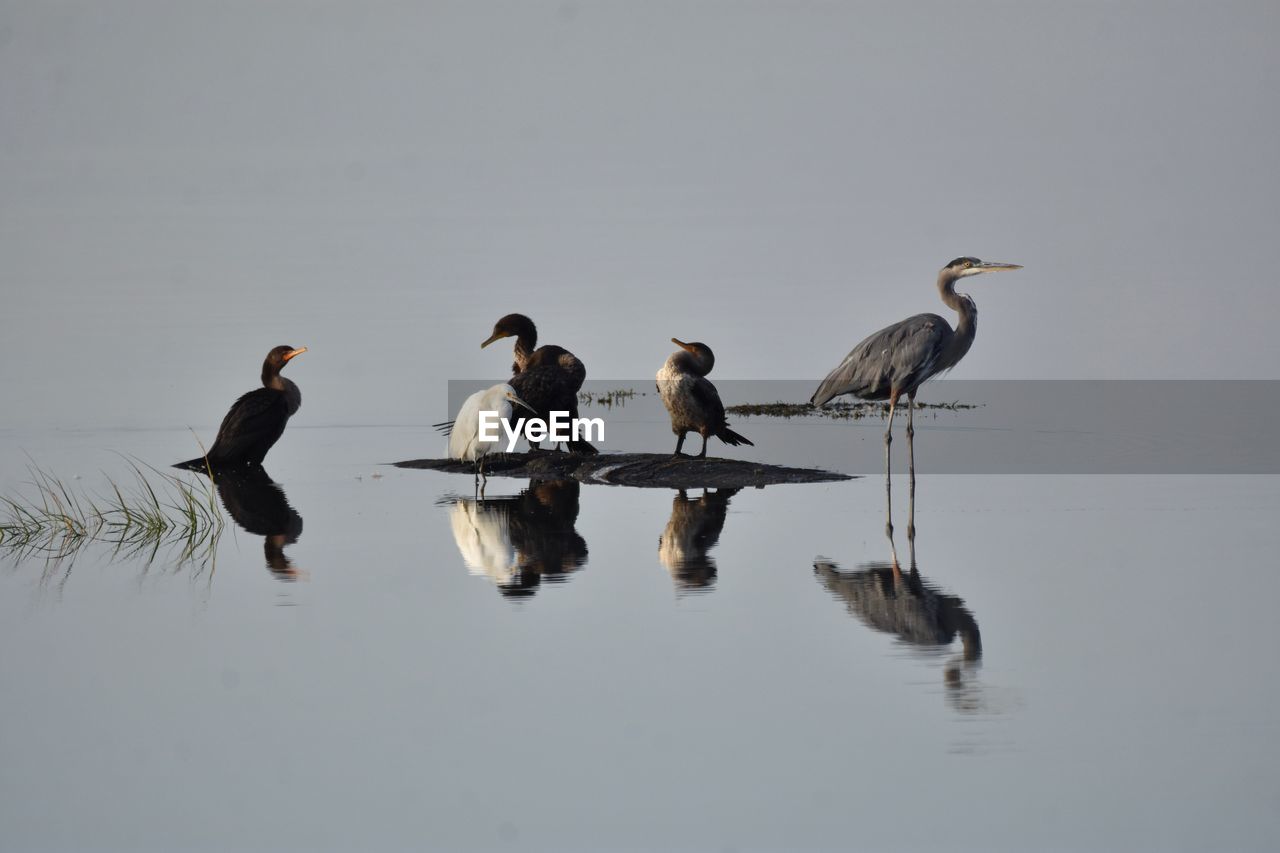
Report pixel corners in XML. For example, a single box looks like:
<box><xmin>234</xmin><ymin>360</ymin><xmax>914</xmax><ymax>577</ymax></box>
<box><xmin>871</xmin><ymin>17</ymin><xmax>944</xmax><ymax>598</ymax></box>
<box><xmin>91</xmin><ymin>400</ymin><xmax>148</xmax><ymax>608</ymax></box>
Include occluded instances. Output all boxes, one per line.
<box><xmin>175</xmin><ymin>345</ymin><xmax>307</xmax><ymax>470</ymax></box>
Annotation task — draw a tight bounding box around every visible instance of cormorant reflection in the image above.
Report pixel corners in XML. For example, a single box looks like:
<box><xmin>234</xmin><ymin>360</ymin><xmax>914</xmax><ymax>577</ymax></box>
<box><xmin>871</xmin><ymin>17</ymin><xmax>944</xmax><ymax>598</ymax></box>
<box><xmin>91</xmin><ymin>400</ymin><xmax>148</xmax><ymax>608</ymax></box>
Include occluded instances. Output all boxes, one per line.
<box><xmin>657</xmin><ymin>488</ymin><xmax>739</xmax><ymax>593</ymax></box>
<box><xmin>448</xmin><ymin>480</ymin><xmax>587</xmax><ymax>599</ymax></box>
<box><xmin>814</xmin><ymin>489</ymin><xmax>983</xmax><ymax>713</ymax></box>
<box><xmin>208</xmin><ymin>465</ymin><xmax>304</xmax><ymax>581</ymax></box>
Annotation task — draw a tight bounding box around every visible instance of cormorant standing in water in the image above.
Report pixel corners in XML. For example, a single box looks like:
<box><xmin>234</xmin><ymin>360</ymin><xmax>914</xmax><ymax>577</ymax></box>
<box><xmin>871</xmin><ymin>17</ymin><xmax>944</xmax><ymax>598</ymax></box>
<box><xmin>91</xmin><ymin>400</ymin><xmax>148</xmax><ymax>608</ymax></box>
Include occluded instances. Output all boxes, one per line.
<box><xmin>481</xmin><ymin>313</ymin><xmax>596</xmax><ymax>454</ymax></box>
<box><xmin>175</xmin><ymin>345</ymin><xmax>306</xmax><ymax>471</ymax></box>
<box><xmin>656</xmin><ymin>338</ymin><xmax>753</xmax><ymax>458</ymax></box>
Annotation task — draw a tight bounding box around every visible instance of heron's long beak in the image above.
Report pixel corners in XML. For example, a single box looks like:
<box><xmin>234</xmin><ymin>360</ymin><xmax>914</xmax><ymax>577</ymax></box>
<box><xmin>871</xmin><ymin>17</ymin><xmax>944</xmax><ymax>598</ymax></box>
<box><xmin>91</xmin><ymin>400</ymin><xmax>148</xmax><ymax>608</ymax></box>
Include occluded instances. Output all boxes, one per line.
<box><xmin>672</xmin><ymin>337</ymin><xmax>695</xmax><ymax>353</ymax></box>
<box><xmin>481</xmin><ymin>331</ymin><xmax>507</xmax><ymax>349</ymax></box>
<box><xmin>975</xmin><ymin>261</ymin><xmax>1022</xmax><ymax>273</ymax></box>
<box><xmin>283</xmin><ymin>347</ymin><xmax>307</xmax><ymax>361</ymax></box>
<box><xmin>508</xmin><ymin>393</ymin><xmax>537</xmax><ymax>415</ymax></box>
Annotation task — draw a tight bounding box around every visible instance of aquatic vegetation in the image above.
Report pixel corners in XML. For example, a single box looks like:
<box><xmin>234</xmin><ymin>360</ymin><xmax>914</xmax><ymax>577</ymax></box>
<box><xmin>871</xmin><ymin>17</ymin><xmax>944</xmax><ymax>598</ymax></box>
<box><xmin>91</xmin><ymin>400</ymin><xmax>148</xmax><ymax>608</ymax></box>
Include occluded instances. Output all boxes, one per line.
<box><xmin>577</xmin><ymin>388</ymin><xmax>640</xmax><ymax>409</ymax></box>
<box><xmin>726</xmin><ymin>400</ymin><xmax>980</xmax><ymax>420</ymax></box>
<box><xmin>0</xmin><ymin>459</ymin><xmax>224</xmax><ymax>571</ymax></box>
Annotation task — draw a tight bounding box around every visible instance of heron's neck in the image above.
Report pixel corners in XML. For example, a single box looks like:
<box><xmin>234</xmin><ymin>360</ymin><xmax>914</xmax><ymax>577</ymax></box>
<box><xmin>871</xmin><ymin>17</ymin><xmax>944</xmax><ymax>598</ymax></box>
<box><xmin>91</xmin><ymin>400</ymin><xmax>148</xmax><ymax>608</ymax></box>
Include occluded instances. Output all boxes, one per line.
<box><xmin>937</xmin><ymin>272</ymin><xmax>977</xmax><ymax>365</ymax></box>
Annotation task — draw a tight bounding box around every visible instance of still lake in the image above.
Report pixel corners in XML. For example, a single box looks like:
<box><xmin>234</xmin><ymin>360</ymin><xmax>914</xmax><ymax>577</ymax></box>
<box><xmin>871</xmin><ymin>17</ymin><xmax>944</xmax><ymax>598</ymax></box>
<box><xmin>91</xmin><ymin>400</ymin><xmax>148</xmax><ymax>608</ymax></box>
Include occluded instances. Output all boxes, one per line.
<box><xmin>2</xmin><ymin>410</ymin><xmax>1279</xmax><ymax>850</ymax></box>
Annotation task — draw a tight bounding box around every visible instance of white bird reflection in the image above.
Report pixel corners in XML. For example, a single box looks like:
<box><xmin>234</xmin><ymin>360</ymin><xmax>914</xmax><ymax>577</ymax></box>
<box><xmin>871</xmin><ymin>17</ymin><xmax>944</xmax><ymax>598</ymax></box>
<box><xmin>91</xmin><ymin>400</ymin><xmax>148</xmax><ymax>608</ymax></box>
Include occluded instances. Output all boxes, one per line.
<box><xmin>447</xmin><ymin>480</ymin><xmax>587</xmax><ymax>599</ymax></box>
<box><xmin>657</xmin><ymin>487</ymin><xmax>739</xmax><ymax>594</ymax></box>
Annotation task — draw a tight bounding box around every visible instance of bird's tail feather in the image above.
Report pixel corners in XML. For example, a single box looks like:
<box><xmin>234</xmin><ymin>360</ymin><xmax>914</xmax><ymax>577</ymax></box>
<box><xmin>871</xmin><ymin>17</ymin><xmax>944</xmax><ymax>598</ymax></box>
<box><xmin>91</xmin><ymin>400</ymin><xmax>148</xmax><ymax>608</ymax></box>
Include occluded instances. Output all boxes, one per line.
<box><xmin>566</xmin><ymin>439</ymin><xmax>599</xmax><ymax>455</ymax></box>
<box><xmin>717</xmin><ymin>427</ymin><xmax>754</xmax><ymax>447</ymax></box>
<box><xmin>173</xmin><ymin>456</ymin><xmax>210</xmax><ymax>472</ymax></box>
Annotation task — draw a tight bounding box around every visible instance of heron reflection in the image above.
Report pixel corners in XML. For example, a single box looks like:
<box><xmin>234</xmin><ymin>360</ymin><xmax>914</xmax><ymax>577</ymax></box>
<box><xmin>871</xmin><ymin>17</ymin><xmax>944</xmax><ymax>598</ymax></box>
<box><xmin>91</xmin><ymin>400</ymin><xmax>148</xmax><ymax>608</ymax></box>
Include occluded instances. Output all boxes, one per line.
<box><xmin>657</xmin><ymin>487</ymin><xmax>739</xmax><ymax>594</ymax></box>
<box><xmin>814</xmin><ymin>491</ymin><xmax>983</xmax><ymax>713</ymax></box>
<box><xmin>207</xmin><ymin>465</ymin><xmax>304</xmax><ymax>581</ymax></box>
<box><xmin>447</xmin><ymin>480</ymin><xmax>587</xmax><ymax>599</ymax></box>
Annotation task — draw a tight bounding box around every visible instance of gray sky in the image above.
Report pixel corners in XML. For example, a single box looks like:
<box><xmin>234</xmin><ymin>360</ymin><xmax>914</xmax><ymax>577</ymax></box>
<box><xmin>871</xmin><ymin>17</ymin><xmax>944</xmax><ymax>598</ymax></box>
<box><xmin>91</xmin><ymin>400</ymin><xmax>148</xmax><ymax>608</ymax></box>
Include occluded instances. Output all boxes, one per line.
<box><xmin>2</xmin><ymin>1</ymin><xmax>1279</xmax><ymax>429</ymax></box>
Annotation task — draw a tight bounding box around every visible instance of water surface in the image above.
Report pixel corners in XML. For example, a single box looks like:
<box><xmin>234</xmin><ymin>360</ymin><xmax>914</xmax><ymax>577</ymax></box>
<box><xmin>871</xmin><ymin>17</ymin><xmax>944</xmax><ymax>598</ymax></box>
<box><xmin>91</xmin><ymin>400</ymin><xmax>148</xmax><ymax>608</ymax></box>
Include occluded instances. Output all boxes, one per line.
<box><xmin>3</xmin><ymin>422</ymin><xmax>1278</xmax><ymax>851</ymax></box>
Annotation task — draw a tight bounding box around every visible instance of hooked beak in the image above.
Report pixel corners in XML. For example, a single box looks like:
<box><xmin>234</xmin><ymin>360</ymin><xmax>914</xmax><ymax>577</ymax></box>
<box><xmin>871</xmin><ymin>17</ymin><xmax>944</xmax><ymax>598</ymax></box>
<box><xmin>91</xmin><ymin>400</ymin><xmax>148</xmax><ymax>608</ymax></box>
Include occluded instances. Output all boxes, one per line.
<box><xmin>282</xmin><ymin>347</ymin><xmax>307</xmax><ymax>362</ymax></box>
<box><xmin>671</xmin><ymin>337</ymin><xmax>695</xmax><ymax>353</ymax></box>
<box><xmin>481</xmin><ymin>331</ymin><xmax>508</xmax><ymax>349</ymax></box>
<box><xmin>507</xmin><ymin>393</ymin><xmax>537</xmax><ymax>415</ymax></box>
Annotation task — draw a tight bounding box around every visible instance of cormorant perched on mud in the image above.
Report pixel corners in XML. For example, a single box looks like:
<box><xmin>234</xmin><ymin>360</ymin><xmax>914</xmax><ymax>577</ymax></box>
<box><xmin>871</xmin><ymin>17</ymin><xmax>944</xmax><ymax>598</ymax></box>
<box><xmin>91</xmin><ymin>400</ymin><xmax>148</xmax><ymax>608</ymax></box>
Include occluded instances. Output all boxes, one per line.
<box><xmin>656</xmin><ymin>338</ymin><xmax>753</xmax><ymax>458</ymax></box>
<box><xmin>174</xmin><ymin>345</ymin><xmax>306</xmax><ymax>471</ymax></box>
<box><xmin>481</xmin><ymin>313</ymin><xmax>596</xmax><ymax>454</ymax></box>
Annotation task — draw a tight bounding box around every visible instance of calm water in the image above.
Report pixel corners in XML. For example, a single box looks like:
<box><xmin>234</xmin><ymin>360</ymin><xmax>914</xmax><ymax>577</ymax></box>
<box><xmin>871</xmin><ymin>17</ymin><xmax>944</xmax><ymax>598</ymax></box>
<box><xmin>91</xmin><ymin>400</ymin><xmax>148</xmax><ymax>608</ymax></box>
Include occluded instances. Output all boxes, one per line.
<box><xmin>2</xmin><ymin>420</ymin><xmax>1279</xmax><ymax>851</ymax></box>
<box><xmin>5</xmin><ymin>4</ymin><xmax>1280</xmax><ymax>847</ymax></box>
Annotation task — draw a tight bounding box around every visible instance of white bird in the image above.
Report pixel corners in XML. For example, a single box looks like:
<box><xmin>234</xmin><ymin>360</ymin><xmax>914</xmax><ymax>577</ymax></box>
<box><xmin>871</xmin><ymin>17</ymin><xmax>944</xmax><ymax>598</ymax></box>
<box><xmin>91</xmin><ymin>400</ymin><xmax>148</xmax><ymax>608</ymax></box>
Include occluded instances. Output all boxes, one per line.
<box><xmin>447</xmin><ymin>383</ymin><xmax>537</xmax><ymax>475</ymax></box>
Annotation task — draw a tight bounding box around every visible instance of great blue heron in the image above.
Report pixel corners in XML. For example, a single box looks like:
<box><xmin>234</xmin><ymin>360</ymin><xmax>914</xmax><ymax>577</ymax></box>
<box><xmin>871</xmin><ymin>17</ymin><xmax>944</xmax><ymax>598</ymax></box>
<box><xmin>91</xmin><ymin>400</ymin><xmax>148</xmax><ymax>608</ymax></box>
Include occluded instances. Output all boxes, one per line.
<box><xmin>656</xmin><ymin>338</ymin><xmax>753</xmax><ymax>458</ymax></box>
<box><xmin>481</xmin><ymin>313</ymin><xmax>597</xmax><ymax>454</ymax></box>
<box><xmin>810</xmin><ymin>258</ymin><xmax>1021</xmax><ymax>480</ymax></box>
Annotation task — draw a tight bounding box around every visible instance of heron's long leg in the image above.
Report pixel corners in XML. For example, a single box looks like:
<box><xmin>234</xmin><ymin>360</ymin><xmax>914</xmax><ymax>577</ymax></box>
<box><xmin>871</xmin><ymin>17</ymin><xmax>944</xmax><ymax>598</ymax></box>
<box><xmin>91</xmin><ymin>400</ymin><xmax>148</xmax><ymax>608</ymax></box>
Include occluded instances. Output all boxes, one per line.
<box><xmin>885</xmin><ymin>462</ymin><xmax>894</xmax><ymax>539</ymax></box>
<box><xmin>884</xmin><ymin>395</ymin><xmax>898</xmax><ymax>537</ymax></box>
<box><xmin>674</xmin><ymin>432</ymin><xmax>686</xmax><ymax>457</ymax></box>
<box><xmin>698</xmin><ymin>434</ymin><xmax>709</xmax><ymax>459</ymax></box>
<box><xmin>885</xmin><ymin>483</ymin><xmax>900</xmax><ymax>578</ymax></box>
<box><xmin>906</xmin><ymin>392</ymin><xmax>917</xmax><ymax>482</ymax></box>
<box><xmin>884</xmin><ymin>394</ymin><xmax>898</xmax><ymax>494</ymax></box>
<box><xmin>906</xmin><ymin>482</ymin><xmax>917</xmax><ymax>568</ymax></box>
<box><xmin>906</xmin><ymin>391</ymin><xmax>917</xmax><ymax>539</ymax></box>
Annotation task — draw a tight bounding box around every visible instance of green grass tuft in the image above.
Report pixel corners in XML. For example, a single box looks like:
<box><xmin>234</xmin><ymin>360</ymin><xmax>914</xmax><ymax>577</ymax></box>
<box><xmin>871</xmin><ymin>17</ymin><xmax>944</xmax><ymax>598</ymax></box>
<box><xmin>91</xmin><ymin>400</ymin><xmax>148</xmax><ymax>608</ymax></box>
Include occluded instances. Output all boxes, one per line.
<box><xmin>0</xmin><ymin>459</ymin><xmax>225</xmax><ymax>572</ymax></box>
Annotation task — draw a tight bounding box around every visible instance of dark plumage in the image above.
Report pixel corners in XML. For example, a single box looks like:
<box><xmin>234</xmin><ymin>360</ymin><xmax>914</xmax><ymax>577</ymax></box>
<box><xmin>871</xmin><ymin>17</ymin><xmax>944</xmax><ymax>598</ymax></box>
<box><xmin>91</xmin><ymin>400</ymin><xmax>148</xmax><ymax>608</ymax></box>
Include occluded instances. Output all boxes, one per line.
<box><xmin>656</xmin><ymin>338</ymin><xmax>753</xmax><ymax>458</ymax></box>
<box><xmin>481</xmin><ymin>313</ymin><xmax>596</xmax><ymax>454</ymax></box>
<box><xmin>209</xmin><ymin>465</ymin><xmax>304</xmax><ymax>581</ymax></box>
<box><xmin>174</xmin><ymin>345</ymin><xmax>306</xmax><ymax>471</ymax></box>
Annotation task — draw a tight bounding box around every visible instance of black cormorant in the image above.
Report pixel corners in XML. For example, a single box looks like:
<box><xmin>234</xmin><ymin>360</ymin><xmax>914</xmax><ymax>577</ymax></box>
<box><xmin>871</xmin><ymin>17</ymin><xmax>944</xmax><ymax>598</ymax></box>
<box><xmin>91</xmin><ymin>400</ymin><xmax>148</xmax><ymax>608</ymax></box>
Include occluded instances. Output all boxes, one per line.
<box><xmin>481</xmin><ymin>314</ymin><xmax>596</xmax><ymax>454</ymax></box>
<box><xmin>174</xmin><ymin>345</ymin><xmax>306</xmax><ymax>471</ymax></box>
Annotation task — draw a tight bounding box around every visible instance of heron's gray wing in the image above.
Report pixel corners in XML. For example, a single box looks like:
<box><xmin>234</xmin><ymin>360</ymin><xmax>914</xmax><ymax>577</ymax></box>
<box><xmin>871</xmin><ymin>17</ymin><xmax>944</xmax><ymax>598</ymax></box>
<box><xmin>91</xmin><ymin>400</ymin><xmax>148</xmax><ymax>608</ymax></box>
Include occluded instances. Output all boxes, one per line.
<box><xmin>810</xmin><ymin>314</ymin><xmax>951</xmax><ymax>406</ymax></box>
